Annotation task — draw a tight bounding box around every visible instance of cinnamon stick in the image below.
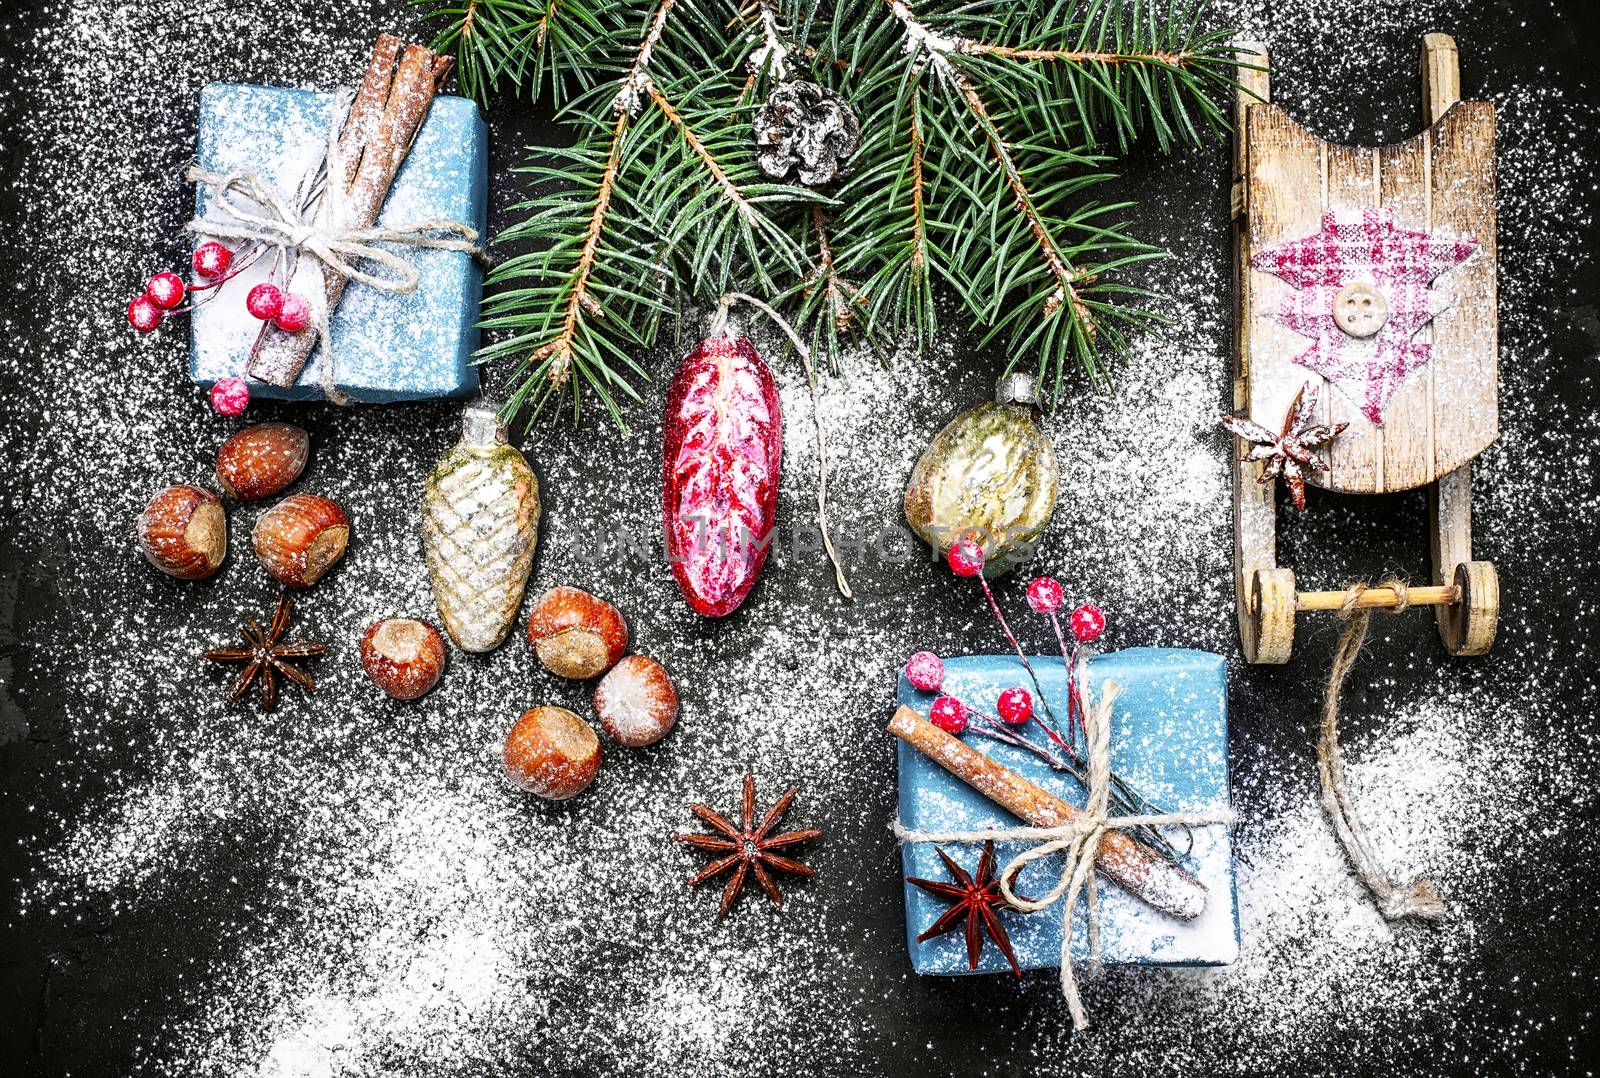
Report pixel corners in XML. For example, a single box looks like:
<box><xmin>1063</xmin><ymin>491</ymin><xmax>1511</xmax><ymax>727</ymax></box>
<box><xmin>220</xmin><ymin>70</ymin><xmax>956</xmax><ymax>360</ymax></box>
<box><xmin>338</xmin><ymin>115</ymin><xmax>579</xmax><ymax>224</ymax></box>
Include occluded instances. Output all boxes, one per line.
<box><xmin>334</xmin><ymin>34</ymin><xmax>402</xmax><ymax>195</ymax></box>
<box><xmin>888</xmin><ymin>705</ymin><xmax>1208</xmax><ymax>921</ymax></box>
<box><xmin>247</xmin><ymin>36</ymin><xmax>454</xmax><ymax>389</ymax></box>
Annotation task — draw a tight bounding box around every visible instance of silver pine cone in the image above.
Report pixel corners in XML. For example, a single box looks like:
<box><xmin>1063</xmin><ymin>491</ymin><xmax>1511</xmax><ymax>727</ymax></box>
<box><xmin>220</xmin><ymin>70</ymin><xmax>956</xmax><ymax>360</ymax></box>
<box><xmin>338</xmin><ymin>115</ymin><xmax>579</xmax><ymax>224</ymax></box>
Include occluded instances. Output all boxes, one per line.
<box><xmin>754</xmin><ymin>80</ymin><xmax>861</xmax><ymax>187</ymax></box>
<box><xmin>422</xmin><ymin>402</ymin><xmax>541</xmax><ymax>653</ymax></box>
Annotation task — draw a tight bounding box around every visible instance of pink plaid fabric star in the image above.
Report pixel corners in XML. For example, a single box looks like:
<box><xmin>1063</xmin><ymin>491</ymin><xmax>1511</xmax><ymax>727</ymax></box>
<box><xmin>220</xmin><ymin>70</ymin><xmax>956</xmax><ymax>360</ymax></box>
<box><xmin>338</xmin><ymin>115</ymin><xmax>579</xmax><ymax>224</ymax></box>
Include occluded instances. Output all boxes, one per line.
<box><xmin>1252</xmin><ymin>208</ymin><xmax>1479</xmax><ymax>425</ymax></box>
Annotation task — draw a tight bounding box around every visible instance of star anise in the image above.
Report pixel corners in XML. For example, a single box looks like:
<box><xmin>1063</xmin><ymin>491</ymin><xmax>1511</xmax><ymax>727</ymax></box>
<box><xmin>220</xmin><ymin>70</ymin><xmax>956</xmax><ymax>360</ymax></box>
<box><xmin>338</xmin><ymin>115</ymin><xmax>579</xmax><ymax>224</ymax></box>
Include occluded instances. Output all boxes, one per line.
<box><xmin>203</xmin><ymin>596</ymin><xmax>327</xmax><ymax>712</ymax></box>
<box><xmin>672</xmin><ymin>773</ymin><xmax>823</xmax><ymax>917</ymax></box>
<box><xmin>906</xmin><ymin>840</ymin><xmax>1034</xmax><ymax>977</ymax></box>
<box><xmin>1220</xmin><ymin>381</ymin><xmax>1349</xmax><ymax>511</ymax></box>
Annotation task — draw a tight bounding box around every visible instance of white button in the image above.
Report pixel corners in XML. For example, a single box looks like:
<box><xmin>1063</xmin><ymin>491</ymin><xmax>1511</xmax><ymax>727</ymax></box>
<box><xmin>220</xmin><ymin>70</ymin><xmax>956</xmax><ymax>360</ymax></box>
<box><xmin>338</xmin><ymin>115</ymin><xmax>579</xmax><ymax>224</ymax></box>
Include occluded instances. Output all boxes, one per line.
<box><xmin>1332</xmin><ymin>281</ymin><xmax>1389</xmax><ymax>338</ymax></box>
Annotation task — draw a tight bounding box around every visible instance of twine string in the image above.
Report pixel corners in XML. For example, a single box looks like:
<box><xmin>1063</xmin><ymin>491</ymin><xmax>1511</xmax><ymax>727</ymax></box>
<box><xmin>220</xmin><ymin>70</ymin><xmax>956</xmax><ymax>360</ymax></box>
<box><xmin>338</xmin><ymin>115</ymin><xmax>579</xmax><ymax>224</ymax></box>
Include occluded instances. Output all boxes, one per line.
<box><xmin>892</xmin><ymin>670</ymin><xmax>1233</xmax><ymax>1031</ymax></box>
<box><xmin>183</xmin><ymin>92</ymin><xmax>484</xmax><ymax>403</ymax></box>
<box><xmin>1319</xmin><ymin>578</ymin><xmax>1448</xmax><ymax>922</ymax></box>
<box><xmin>709</xmin><ymin>291</ymin><xmax>853</xmax><ymax>601</ymax></box>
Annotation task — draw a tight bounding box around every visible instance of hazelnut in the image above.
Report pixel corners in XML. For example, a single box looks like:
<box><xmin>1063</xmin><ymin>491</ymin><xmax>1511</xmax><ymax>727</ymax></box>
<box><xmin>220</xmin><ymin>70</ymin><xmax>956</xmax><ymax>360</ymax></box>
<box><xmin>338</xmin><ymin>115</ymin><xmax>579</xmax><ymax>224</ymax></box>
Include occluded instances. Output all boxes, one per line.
<box><xmin>526</xmin><ymin>586</ymin><xmax>628</xmax><ymax>679</ymax></box>
<box><xmin>215</xmin><ymin>422</ymin><xmax>310</xmax><ymax>501</ymax></box>
<box><xmin>593</xmin><ymin>656</ymin><xmax>679</xmax><ymax>747</ymax></box>
<box><xmin>503</xmin><ymin>706</ymin><xmax>601</xmax><ymax>800</ymax></box>
<box><xmin>360</xmin><ymin>618</ymin><xmax>446</xmax><ymax>701</ymax></box>
<box><xmin>137</xmin><ymin>484</ymin><xmax>226</xmax><ymax>580</ymax></box>
<box><xmin>253</xmin><ymin>493</ymin><xmax>349</xmax><ymax>587</ymax></box>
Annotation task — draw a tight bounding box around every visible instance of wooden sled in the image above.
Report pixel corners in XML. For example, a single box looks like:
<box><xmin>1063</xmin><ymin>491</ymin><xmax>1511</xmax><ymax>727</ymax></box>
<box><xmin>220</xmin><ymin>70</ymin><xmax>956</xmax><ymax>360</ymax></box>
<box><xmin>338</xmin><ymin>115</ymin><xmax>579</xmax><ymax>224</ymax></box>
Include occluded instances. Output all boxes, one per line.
<box><xmin>1231</xmin><ymin>34</ymin><xmax>1499</xmax><ymax>664</ymax></box>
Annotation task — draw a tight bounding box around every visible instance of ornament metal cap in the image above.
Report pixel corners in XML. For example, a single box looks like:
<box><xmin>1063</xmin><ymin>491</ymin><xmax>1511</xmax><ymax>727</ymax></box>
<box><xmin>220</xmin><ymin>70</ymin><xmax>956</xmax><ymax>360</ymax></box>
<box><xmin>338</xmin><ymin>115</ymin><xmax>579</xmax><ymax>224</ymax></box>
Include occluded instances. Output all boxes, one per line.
<box><xmin>461</xmin><ymin>399</ymin><xmax>508</xmax><ymax>449</ymax></box>
<box><xmin>994</xmin><ymin>372</ymin><xmax>1039</xmax><ymax>408</ymax></box>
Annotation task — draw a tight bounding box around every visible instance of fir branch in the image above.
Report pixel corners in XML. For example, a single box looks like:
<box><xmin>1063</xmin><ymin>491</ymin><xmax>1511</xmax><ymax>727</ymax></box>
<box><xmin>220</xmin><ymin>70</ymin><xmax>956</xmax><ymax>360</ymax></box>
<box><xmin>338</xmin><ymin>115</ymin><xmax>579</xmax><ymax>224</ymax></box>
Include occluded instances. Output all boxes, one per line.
<box><xmin>414</xmin><ymin>0</ymin><xmax>542</xmax><ymax>102</ymax></box>
<box><xmin>544</xmin><ymin>111</ymin><xmax>628</xmax><ymax>385</ymax></box>
<box><xmin>908</xmin><ymin>88</ymin><xmax>927</xmax><ymax>274</ymax></box>
<box><xmin>647</xmin><ymin>84</ymin><xmax>755</xmax><ymax>222</ymax></box>
<box><xmin>613</xmin><ymin>0</ymin><xmax>678</xmax><ymax>114</ymax></box>
<box><xmin>885</xmin><ymin>0</ymin><xmax>1093</xmax><ymax>346</ymax></box>
<box><xmin>807</xmin><ymin>206</ymin><xmax>863</xmax><ymax>333</ymax></box>
<box><xmin>950</xmin><ymin>69</ymin><xmax>1087</xmax><ymax>329</ymax></box>
<box><xmin>427</xmin><ymin>0</ymin><xmax>1240</xmax><ymax>428</ymax></box>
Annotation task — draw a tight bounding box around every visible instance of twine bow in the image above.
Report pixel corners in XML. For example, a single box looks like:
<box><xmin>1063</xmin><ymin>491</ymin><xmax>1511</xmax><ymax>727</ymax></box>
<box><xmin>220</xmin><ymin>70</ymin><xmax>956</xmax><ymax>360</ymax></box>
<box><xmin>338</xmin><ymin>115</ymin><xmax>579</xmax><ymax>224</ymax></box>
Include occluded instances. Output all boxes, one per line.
<box><xmin>183</xmin><ymin>92</ymin><xmax>483</xmax><ymax>402</ymax></box>
<box><xmin>893</xmin><ymin>673</ymin><xmax>1233</xmax><ymax>1030</ymax></box>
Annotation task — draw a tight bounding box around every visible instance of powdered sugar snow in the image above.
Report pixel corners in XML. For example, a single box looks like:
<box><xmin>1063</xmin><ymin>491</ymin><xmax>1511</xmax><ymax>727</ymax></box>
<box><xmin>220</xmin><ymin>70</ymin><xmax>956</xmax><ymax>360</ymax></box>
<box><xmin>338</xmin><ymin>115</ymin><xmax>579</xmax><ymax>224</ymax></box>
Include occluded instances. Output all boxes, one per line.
<box><xmin>4</xmin><ymin>0</ymin><xmax>1597</xmax><ymax>1075</ymax></box>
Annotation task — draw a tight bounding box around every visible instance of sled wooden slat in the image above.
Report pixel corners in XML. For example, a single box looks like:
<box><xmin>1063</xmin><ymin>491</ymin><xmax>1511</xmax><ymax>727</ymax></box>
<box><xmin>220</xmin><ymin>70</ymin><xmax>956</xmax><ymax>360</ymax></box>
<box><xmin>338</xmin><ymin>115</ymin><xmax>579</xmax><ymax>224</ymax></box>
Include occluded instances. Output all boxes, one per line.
<box><xmin>1377</xmin><ymin>132</ymin><xmax>1436</xmax><ymax>492</ymax></box>
<box><xmin>1428</xmin><ymin>101</ymin><xmax>1499</xmax><ymax>478</ymax></box>
<box><xmin>1322</xmin><ymin>141</ymin><xmax>1381</xmax><ymax>490</ymax></box>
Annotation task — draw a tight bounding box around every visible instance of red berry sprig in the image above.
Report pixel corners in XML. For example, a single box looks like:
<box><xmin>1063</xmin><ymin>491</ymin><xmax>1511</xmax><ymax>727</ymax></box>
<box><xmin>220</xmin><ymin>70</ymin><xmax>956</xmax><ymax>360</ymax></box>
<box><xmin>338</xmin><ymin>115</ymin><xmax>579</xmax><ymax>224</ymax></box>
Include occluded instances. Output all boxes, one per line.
<box><xmin>145</xmin><ymin>271</ymin><xmax>186</xmax><ymax>310</ymax></box>
<box><xmin>127</xmin><ymin>295</ymin><xmax>163</xmax><ymax>333</ymax></box>
<box><xmin>995</xmin><ymin>687</ymin><xmax>1033</xmax><ymax>725</ymax></box>
<box><xmin>246</xmin><ymin>283</ymin><xmax>285</xmax><ymax>321</ymax></box>
<box><xmin>192</xmin><ymin>241</ymin><xmax>234</xmax><ymax>279</ymax></box>
<box><xmin>946</xmin><ymin>538</ymin><xmax>1062</xmax><ymax>735</ymax></box>
<box><xmin>1026</xmin><ymin>578</ymin><xmax>1108</xmax><ymax>750</ymax></box>
<box><xmin>1026</xmin><ymin>576</ymin><xmax>1063</xmax><ymax>615</ymax></box>
<box><xmin>210</xmin><ymin>377</ymin><xmax>251</xmax><ymax>417</ymax></box>
<box><xmin>126</xmin><ymin>242</ymin><xmax>315</xmax><ymax>413</ymax></box>
<box><xmin>274</xmin><ymin>293</ymin><xmax>311</xmax><ymax>332</ymax></box>
<box><xmin>126</xmin><ymin>244</ymin><xmax>312</xmax><ymax>338</ymax></box>
<box><xmin>929</xmin><ymin>696</ymin><xmax>969</xmax><ymax>735</ymax></box>
<box><xmin>903</xmin><ymin>651</ymin><xmax>945</xmax><ymax>693</ymax></box>
<box><xmin>1069</xmin><ymin>603</ymin><xmax>1105</xmax><ymax>643</ymax></box>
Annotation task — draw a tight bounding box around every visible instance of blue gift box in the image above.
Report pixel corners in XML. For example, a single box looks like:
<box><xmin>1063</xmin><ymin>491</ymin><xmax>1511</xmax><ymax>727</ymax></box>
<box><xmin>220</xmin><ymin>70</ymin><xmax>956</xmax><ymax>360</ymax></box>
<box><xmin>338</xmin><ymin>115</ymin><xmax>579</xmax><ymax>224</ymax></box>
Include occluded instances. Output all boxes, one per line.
<box><xmin>896</xmin><ymin>648</ymin><xmax>1239</xmax><ymax>974</ymax></box>
<box><xmin>188</xmin><ymin>82</ymin><xmax>487</xmax><ymax>402</ymax></box>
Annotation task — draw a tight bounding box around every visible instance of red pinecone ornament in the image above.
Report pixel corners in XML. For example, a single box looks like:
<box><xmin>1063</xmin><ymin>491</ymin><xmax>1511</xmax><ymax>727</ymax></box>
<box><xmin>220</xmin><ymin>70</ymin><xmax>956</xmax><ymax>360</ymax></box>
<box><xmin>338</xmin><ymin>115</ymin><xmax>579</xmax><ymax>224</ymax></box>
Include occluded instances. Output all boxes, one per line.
<box><xmin>662</xmin><ymin>336</ymin><xmax>782</xmax><ymax>618</ymax></box>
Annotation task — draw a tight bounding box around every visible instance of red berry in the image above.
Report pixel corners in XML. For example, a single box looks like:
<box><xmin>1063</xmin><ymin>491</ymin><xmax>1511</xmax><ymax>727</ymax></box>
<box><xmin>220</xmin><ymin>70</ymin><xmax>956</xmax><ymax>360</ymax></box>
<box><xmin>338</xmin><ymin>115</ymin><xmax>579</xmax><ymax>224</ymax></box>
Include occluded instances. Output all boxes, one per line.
<box><xmin>929</xmin><ymin>696</ymin><xmax>968</xmax><ymax>735</ymax></box>
<box><xmin>145</xmin><ymin>271</ymin><xmax>186</xmax><ymax>310</ymax></box>
<box><xmin>274</xmin><ymin>293</ymin><xmax>311</xmax><ymax>332</ymax></box>
<box><xmin>246</xmin><ymin>283</ymin><xmax>284</xmax><ymax>320</ymax></box>
<box><xmin>210</xmin><ymin>377</ymin><xmax>250</xmax><ymax>416</ymax></box>
<box><xmin>1026</xmin><ymin>576</ymin><xmax>1064</xmax><ymax>614</ymax></box>
<box><xmin>904</xmin><ymin>651</ymin><xmax>944</xmax><ymax>693</ymax></box>
<box><xmin>192</xmin><ymin>241</ymin><xmax>234</xmax><ymax>279</ymax></box>
<box><xmin>996</xmin><ymin>687</ymin><xmax>1033</xmax><ymax>725</ymax></box>
<box><xmin>946</xmin><ymin>537</ymin><xmax>986</xmax><ymax>578</ymax></box>
<box><xmin>1070</xmin><ymin>603</ymin><xmax>1106</xmax><ymax>643</ymax></box>
<box><xmin>127</xmin><ymin>295</ymin><xmax>163</xmax><ymax>333</ymax></box>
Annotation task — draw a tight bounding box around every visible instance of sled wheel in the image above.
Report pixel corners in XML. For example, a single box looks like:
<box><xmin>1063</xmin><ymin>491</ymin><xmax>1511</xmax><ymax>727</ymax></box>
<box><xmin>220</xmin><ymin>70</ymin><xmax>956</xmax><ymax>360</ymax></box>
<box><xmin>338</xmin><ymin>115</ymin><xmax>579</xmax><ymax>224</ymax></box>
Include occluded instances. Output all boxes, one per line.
<box><xmin>1245</xmin><ymin>567</ymin><xmax>1296</xmax><ymax>665</ymax></box>
<box><xmin>1438</xmin><ymin>560</ymin><xmax>1498</xmax><ymax>656</ymax></box>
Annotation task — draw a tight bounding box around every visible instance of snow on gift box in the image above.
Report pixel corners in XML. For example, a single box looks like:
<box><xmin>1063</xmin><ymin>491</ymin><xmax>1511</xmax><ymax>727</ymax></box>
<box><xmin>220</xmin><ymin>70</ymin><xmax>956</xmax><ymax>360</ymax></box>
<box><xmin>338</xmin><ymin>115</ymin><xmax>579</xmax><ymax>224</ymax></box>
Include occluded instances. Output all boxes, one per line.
<box><xmin>187</xmin><ymin>79</ymin><xmax>487</xmax><ymax>402</ymax></box>
<box><xmin>892</xmin><ymin>649</ymin><xmax>1239</xmax><ymax>984</ymax></box>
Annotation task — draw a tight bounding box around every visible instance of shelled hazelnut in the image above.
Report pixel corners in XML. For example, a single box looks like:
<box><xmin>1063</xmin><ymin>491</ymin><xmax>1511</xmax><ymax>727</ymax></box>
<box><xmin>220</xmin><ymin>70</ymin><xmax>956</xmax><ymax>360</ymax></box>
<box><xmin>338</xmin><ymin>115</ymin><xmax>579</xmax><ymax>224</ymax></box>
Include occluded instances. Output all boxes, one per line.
<box><xmin>593</xmin><ymin>656</ymin><xmax>679</xmax><ymax>747</ymax></box>
<box><xmin>503</xmin><ymin>706</ymin><xmax>602</xmax><ymax>800</ymax></box>
<box><xmin>526</xmin><ymin>586</ymin><xmax>628</xmax><ymax>679</ymax></box>
<box><xmin>253</xmin><ymin>493</ymin><xmax>349</xmax><ymax>587</ymax></box>
<box><xmin>360</xmin><ymin>618</ymin><xmax>446</xmax><ymax>701</ymax></box>
<box><xmin>215</xmin><ymin>422</ymin><xmax>310</xmax><ymax>501</ymax></box>
<box><xmin>137</xmin><ymin>484</ymin><xmax>226</xmax><ymax>580</ymax></box>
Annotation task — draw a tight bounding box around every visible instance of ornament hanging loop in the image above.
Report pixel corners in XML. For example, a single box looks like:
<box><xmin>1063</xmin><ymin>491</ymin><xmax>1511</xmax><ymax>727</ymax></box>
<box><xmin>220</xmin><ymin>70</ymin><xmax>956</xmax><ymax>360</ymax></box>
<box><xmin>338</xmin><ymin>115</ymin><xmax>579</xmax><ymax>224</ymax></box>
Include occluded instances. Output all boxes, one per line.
<box><xmin>713</xmin><ymin>291</ymin><xmax>853</xmax><ymax>602</ymax></box>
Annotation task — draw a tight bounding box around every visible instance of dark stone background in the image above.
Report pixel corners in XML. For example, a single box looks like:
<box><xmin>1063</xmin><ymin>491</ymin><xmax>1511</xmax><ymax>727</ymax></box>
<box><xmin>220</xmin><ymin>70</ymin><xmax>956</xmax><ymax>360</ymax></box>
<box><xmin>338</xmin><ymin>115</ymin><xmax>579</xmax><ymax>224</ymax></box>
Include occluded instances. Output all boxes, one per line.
<box><xmin>1</xmin><ymin>1</ymin><xmax>1597</xmax><ymax>1075</ymax></box>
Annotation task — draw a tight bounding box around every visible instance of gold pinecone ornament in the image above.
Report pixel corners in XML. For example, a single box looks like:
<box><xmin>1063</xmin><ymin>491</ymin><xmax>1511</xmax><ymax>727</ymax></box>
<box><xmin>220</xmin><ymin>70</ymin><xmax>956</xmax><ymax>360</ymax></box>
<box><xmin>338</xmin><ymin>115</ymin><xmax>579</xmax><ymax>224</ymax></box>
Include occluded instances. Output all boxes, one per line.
<box><xmin>903</xmin><ymin>373</ymin><xmax>1059</xmax><ymax>577</ymax></box>
<box><xmin>422</xmin><ymin>402</ymin><xmax>541</xmax><ymax>652</ymax></box>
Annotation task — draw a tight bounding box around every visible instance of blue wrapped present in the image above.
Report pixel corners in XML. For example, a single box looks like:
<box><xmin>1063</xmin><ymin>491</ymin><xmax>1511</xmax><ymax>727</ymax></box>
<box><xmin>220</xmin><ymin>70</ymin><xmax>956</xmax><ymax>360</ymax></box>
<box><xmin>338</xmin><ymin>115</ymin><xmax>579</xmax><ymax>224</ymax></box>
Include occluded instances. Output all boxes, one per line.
<box><xmin>188</xmin><ymin>83</ymin><xmax>487</xmax><ymax>402</ymax></box>
<box><xmin>896</xmin><ymin>648</ymin><xmax>1238</xmax><ymax>974</ymax></box>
